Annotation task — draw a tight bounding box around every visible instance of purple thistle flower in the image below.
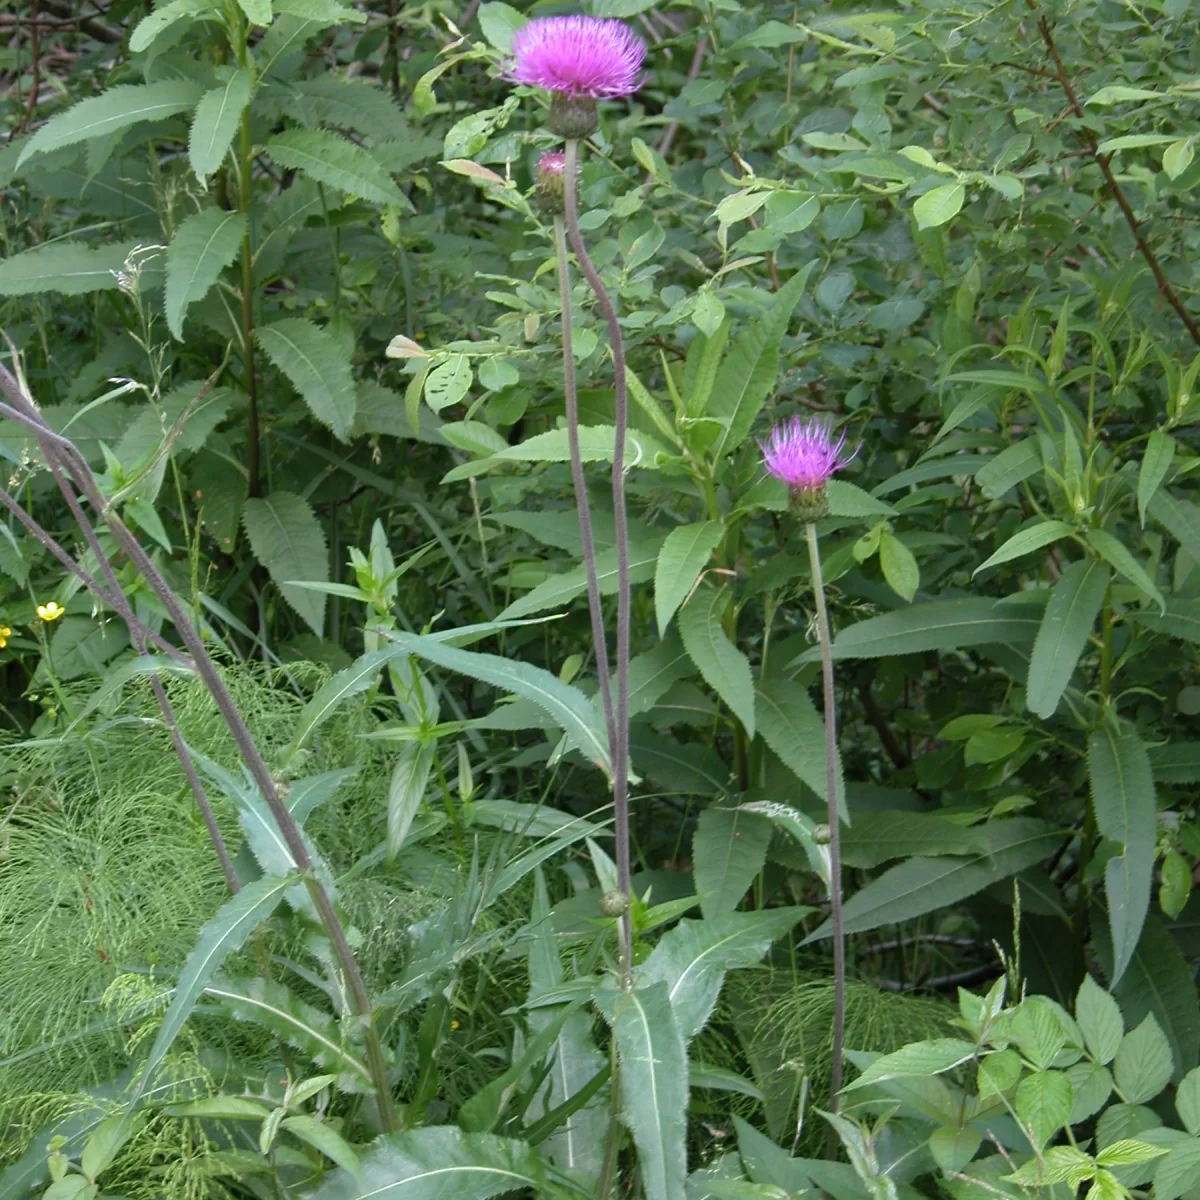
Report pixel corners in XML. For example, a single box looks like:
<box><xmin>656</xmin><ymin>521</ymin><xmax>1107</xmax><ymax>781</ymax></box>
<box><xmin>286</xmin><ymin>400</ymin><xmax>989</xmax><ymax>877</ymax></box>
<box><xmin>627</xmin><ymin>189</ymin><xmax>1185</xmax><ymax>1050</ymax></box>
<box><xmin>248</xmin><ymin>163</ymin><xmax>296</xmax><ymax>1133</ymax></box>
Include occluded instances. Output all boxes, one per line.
<box><xmin>509</xmin><ymin>16</ymin><xmax>646</xmax><ymax>100</ymax></box>
<box><xmin>760</xmin><ymin>416</ymin><xmax>857</xmax><ymax>493</ymax></box>
<box><xmin>537</xmin><ymin>150</ymin><xmax>566</xmax><ymax>176</ymax></box>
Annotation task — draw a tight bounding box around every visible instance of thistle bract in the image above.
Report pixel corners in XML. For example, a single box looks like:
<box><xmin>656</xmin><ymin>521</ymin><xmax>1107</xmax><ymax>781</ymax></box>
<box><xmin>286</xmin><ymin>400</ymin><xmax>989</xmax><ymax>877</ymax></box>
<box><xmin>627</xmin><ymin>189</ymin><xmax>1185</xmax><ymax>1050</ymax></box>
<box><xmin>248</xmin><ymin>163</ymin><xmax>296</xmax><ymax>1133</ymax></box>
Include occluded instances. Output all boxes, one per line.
<box><xmin>760</xmin><ymin>416</ymin><xmax>857</xmax><ymax>522</ymax></box>
<box><xmin>535</xmin><ymin>150</ymin><xmax>568</xmax><ymax>215</ymax></box>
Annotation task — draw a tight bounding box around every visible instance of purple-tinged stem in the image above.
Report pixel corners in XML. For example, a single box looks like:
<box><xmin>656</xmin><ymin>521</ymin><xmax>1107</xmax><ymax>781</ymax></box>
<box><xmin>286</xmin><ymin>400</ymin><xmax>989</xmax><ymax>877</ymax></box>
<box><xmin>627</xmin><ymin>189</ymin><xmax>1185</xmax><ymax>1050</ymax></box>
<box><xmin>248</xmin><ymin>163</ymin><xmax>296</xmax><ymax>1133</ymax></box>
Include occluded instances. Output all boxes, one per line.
<box><xmin>553</xmin><ymin>215</ymin><xmax>618</xmax><ymax>765</ymax></box>
<box><xmin>562</xmin><ymin>137</ymin><xmax>633</xmax><ymax>983</ymax></box>
<box><xmin>805</xmin><ymin>520</ymin><xmax>845</xmax><ymax>1117</ymax></box>
<box><xmin>0</xmin><ymin>358</ymin><xmax>395</xmax><ymax>1131</ymax></box>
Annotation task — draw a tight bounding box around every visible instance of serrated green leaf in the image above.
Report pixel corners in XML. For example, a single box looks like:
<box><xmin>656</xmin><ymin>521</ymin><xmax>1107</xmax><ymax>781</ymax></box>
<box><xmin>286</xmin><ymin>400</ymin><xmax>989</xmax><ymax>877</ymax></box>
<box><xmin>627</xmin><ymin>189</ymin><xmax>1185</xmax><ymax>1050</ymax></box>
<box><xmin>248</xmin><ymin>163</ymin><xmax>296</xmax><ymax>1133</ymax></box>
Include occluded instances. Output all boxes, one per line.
<box><xmin>1155</xmin><ymin>1139</ymin><xmax>1200</xmax><ymax>1200</ymax></box>
<box><xmin>129</xmin><ymin>873</ymin><xmax>294</xmax><ymax>1109</ymax></box>
<box><xmin>267</xmin><ymin>128</ymin><xmax>405</xmax><ymax>206</ymax></box>
<box><xmin>805</xmin><ymin>818</ymin><xmax>1061</xmax><ymax>940</ymax></box>
<box><xmin>309</xmin><ymin>1126</ymin><xmax>547</xmax><ymax>1199</ymax></box>
<box><xmin>1088</xmin><ymin>724</ymin><xmax>1156</xmax><ymax>987</ymax></box>
<box><xmin>1132</xmin><ymin>598</ymin><xmax>1200</xmax><ymax>645</ymax></box>
<box><xmin>974</xmin><ymin>520</ymin><xmax>1073</xmax><ymax>576</ymax></box>
<box><xmin>130</xmin><ymin>0</ymin><xmax>222</xmax><ymax>51</ymax></box>
<box><xmin>1115</xmin><ymin>1014</ymin><xmax>1173</xmax><ymax>1104</ymax></box>
<box><xmin>1085</xmin><ymin>528</ymin><xmax>1164</xmax><ymax>611</ymax></box>
<box><xmin>1026</xmin><ymin>560</ymin><xmax>1109</xmax><ymax>719</ymax></box>
<box><xmin>841</xmin><ymin>811</ymin><xmax>980</xmax><ymax>867</ymax></box>
<box><xmin>1148</xmin><ymin>490</ymin><xmax>1200</xmax><ymax>563</ymax></box>
<box><xmin>679</xmin><ymin>583</ymin><xmax>755</xmax><ymax>738</ymax></box>
<box><xmin>208</xmin><ymin>977</ymin><xmax>372</xmax><ymax>1089</ymax></box>
<box><xmin>242</xmin><ymin>491</ymin><xmax>329</xmax><ymax>635</ymax></box>
<box><xmin>1176</xmin><ymin>1067</ymin><xmax>1200</xmax><ymax>1135</ymax></box>
<box><xmin>598</xmin><ymin>981</ymin><xmax>688</xmax><ymax>1200</ymax></box>
<box><xmin>844</xmin><ymin>1038</ymin><xmax>977</xmax><ymax>1090</ymax></box>
<box><xmin>257</xmin><ymin>318</ymin><xmax>356</xmax><ymax>441</ymax></box>
<box><xmin>1015</xmin><ymin>1069</ymin><xmax>1073</xmax><ymax>1149</ymax></box>
<box><xmin>288</xmin><ymin>77</ymin><xmax>406</xmax><ymax>141</ymax></box>
<box><xmin>639</xmin><ymin>909</ymin><xmax>806</xmax><ymax>1041</ymax></box>
<box><xmin>0</xmin><ymin>241</ymin><xmax>141</xmax><ymax>296</ymax></box>
<box><xmin>692</xmin><ymin>807</ymin><xmax>773</xmax><ymax>920</ymax></box>
<box><xmin>477</xmin><ymin>2</ymin><xmax>527</xmax><ymax>52</ymax></box>
<box><xmin>755</xmin><ymin>677</ymin><xmax>846</xmax><ymax>820</ymax></box>
<box><xmin>388</xmin><ymin>741</ymin><xmax>434</xmax><ymax>860</ymax></box>
<box><xmin>19</xmin><ymin>82</ymin><xmax>201</xmax><ymax>166</ymax></box>
<box><xmin>655</xmin><ymin>522</ymin><xmax>724</xmax><ymax>636</ymax></box>
<box><xmin>237</xmin><ymin>0</ymin><xmax>273</xmax><ymax>24</ymax></box>
<box><xmin>164</xmin><ymin>209</ymin><xmax>245</xmax><ymax>340</ymax></box>
<box><xmin>1138</xmin><ymin>432</ymin><xmax>1176</xmax><ymax>527</ymax></box>
<box><xmin>913</xmin><ymin>182</ymin><xmax>965</xmax><ymax>230</ymax></box>
<box><xmin>381</xmin><ymin>630</ymin><xmax>611</xmax><ymax>774</ymax></box>
<box><xmin>189</xmin><ymin>69</ymin><xmax>252</xmax><ymax>180</ymax></box>
<box><xmin>1077</xmin><ymin>975</ymin><xmax>1124</xmax><ymax>1065</ymax></box>
<box><xmin>792</xmin><ymin>597</ymin><xmax>1043</xmax><ymax>663</ymax></box>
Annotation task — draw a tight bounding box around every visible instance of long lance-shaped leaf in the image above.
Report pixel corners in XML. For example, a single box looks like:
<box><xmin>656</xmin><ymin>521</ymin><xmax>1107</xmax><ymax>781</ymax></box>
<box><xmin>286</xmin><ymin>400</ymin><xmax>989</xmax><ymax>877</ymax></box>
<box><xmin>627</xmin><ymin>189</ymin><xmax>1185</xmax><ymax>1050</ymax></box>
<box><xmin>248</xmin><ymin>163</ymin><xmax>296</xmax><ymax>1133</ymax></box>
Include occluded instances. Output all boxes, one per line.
<box><xmin>1026</xmin><ymin>560</ymin><xmax>1109</xmax><ymax>719</ymax></box>
<box><xmin>1088</xmin><ymin>723</ymin><xmax>1156</xmax><ymax>986</ymax></box>
<box><xmin>804</xmin><ymin>819</ymin><xmax>1061</xmax><ymax>940</ymax></box>
<box><xmin>638</xmin><ymin>908</ymin><xmax>807</xmax><ymax>1041</ymax></box>
<box><xmin>309</xmin><ymin>1126</ymin><xmax>548</xmax><ymax>1199</ymax></box>
<box><xmin>164</xmin><ymin>209</ymin><xmax>246</xmax><ymax>339</ymax></box>
<box><xmin>18</xmin><ymin>82</ymin><xmax>202</xmax><ymax>166</ymax></box>
<box><xmin>256</xmin><ymin>319</ymin><xmax>356</xmax><ymax>442</ymax></box>
<box><xmin>267</xmin><ymin>128</ymin><xmax>406</xmax><ymax>207</ymax></box>
<box><xmin>679</xmin><ymin>582</ymin><xmax>755</xmax><ymax>738</ymax></box>
<box><xmin>189</xmin><ymin>67</ymin><xmax>252</xmax><ymax>179</ymax></box>
<box><xmin>242</xmin><ymin>490</ymin><xmax>329</xmax><ymax>634</ymax></box>
<box><xmin>382</xmin><ymin>630</ymin><xmax>611</xmax><ymax>774</ymax></box>
<box><xmin>755</xmin><ymin>677</ymin><xmax>846</xmax><ymax>821</ymax></box>
<box><xmin>0</xmin><ymin>241</ymin><xmax>143</xmax><ymax>297</ymax></box>
<box><xmin>129</xmin><ymin>873</ymin><xmax>295</xmax><ymax>1109</ymax></box>
<box><xmin>596</xmin><ymin>981</ymin><xmax>689</xmax><ymax>1200</ymax></box>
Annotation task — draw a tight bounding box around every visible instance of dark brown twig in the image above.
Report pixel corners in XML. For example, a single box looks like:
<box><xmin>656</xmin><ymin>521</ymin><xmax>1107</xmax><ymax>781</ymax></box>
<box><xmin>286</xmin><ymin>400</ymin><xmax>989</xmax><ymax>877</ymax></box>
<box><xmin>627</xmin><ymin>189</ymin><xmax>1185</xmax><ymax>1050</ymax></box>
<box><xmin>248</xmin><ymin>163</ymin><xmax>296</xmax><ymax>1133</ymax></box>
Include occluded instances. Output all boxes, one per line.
<box><xmin>17</xmin><ymin>0</ymin><xmax>40</xmax><ymax>137</ymax></box>
<box><xmin>1036</xmin><ymin>13</ymin><xmax>1200</xmax><ymax>346</ymax></box>
<box><xmin>38</xmin><ymin>0</ymin><xmax>123</xmax><ymax>43</ymax></box>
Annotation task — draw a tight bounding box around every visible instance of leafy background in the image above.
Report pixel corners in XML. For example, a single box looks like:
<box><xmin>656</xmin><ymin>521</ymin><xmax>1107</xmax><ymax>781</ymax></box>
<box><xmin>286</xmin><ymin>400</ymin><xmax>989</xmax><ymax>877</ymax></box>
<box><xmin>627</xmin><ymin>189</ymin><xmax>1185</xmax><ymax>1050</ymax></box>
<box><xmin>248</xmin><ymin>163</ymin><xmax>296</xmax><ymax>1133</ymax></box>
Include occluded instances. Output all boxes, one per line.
<box><xmin>2</xmin><ymin>0</ymin><xmax>1200</xmax><ymax>1195</ymax></box>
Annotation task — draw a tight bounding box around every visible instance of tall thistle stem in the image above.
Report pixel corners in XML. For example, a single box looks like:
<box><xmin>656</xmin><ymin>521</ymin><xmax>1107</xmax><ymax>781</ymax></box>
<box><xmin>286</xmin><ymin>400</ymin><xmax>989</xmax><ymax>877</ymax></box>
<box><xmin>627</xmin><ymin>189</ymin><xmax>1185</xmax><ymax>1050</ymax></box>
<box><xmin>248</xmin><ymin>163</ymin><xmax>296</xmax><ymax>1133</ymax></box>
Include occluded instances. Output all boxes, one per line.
<box><xmin>805</xmin><ymin>520</ymin><xmax>845</xmax><ymax>1111</ymax></box>
<box><xmin>552</xmin><ymin>216</ymin><xmax>618</xmax><ymax>763</ymax></box>
<box><xmin>562</xmin><ymin>137</ymin><xmax>633</xmax><ymax>984</ymax></box>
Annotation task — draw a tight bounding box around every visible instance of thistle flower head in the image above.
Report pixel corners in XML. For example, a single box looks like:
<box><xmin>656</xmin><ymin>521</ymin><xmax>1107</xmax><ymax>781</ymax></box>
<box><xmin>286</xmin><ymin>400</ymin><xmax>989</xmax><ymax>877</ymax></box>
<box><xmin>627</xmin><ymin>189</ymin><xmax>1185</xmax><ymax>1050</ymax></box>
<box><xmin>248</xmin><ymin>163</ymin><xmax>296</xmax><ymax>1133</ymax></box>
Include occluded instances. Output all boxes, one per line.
<box><xmin>509</xmin><ymin>16</ymin><xmax>646</xmax><ymax>100</ymax></box>
<box><xmin>538</xmin><ymin>150</ymin><xmax>566</xmax><ymax>177</ymax></box>
<box><xmin>760</xmin><ymin>417</ymin><xmax>857</xmax><ymax>520</ymax></box>
<box><xmin>535</xmin><ymin>150</ymin><xmax>569</xmax><ymax>214</ymax></box>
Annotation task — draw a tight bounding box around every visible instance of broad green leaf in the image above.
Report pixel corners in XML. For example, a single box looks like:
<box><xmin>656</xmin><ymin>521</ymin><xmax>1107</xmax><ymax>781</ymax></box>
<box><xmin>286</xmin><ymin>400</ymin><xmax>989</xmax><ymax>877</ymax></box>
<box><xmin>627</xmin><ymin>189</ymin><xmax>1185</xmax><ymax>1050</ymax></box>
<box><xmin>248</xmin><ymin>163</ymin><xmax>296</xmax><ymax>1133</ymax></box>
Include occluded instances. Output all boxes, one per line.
<box><xmin>929</xmin><ymin>1126</ymin><xmax>983</xmax><ymax>1175</ymax></box>
<box><xmin>1085</xmin><ymin>528</ymin><xmax>1164</xmax><ymax>611</ymax></box>
<box><xmin>639</xmin><ymin>909</ymin><xmax>806</xmax><ymax>1040</ymax></box>
<box><xmin>287</xmin><ymin>76</ymin><xmax>405</xmax><ymax>140</ymax></box>
<box><xmin>1069</xmin><ymin>1060</ymin><xmax>1114</xmax><ymax>1122</ymax></box>
<box><xmin>18</xmin><ymin>82</ymin><xmax>202</xmax><ymax>166</ymax></box>
<box><xmin>679</xmin><ymin>584</ymin><xmax>755</xmax><ymax>738</ymax></box>
<box><xmin>827</xmin><ymin>479</ymin><xmax>895</xmax><ymax>517</ymax></box>
<box><xmin>1160</xmin><ymin>851</ymin><xmax>1192</xmax><ymax>920</ymax></box>
<box><xmin>388</xmin><ymin>741</ymin><xmax>434</xmax><ymax>860</ymax></box>
<box><xmin>1096</xmin><ymin>1139</ymin><xmax>1169</xmax><ymax>1169</ymax></box>
<box><xmin>1163</xmin><ymin>138</ymin><xmax>1196</xmax><ymax>180</ymax></box>
<box><xmin>805</xmin><ymin>818</ymin><xmax>1061</xmax><ymax>940</ymax></box>
<box><xmin>189</xmin><ymin>69</ymin><xmax>252</xmax><ymax>180</ymax></box>
<box><xmin>242</xmin><ymin>491</ymin><xmax>329</xmax><ymax>635</ymax></box>
<box><xmin>692</xmin><ymin>807</ymin><xmax>773</xmax><ymax>919</ymax></box>
<box><xmin>1026</xmin><ymin>560</ymin><xmax>1109</xmax><ymax>719</ymax></box>
<box><xmin>1085</xmin><ymin>85</ymin><xmax>1163</xmax><ymax>105</ymax></box>
<box><xmin>164</xmin><ymin>209</ymin><xmax>246</xmax><ymax>340</ymax></box>
<box><xmin>879</xmin><ymin>531</ymin><xmax>919</xmax><ymax>600</ymax></box>
<box><xmin>1149</xmin><ymin>490</ymin><xmax>1200</xmax><ymax>563</ymax></box>
<box><xmin>309</xmin><ymin>1126</ymin><xmax>547</xmax><ymax>1199</ymax></box>
<box><xmin>843</xmin><ymin>1038</ymin><xmax>977</xmax><ymax>1090</ymax></box>
<box><xmin>1132</xmin><ymin>598</ymin><xmax>1200</xmax><ymax>645</ymax></box>
<box><xmin>1004</xmin><ymin>1144</ymin><xmax>1094</xmax><ymax>1186</ymax></box>
<box><xmin>237</xmin><ymin>0</ymin><xmax>273</xmax><ymax>24</ymax></box>
<box><xmin>975</xmin><ymin>439</ymin><xmax>1042</xmax><ymax>499</ymax></box>
<box><xmin>257</xmin><ymin>318</ymin><xmax>356</xmax><ymax>441</ymax></box>
<box><xmin>1015</xmin><ymin>1069</ymin><xmax>1073</xmax><ymax>1148</ymax></box>
<box><xmin>1176</xmin><ymin>1067</ymin><xmax>1200</xmax><ymax>1136</ymax></box>
<box><xmin>792</xmin><ymin>597</ymin><xmax>1042</xmax><ymax>663</ymax></box>
<box><xmin>841</xmin><ymin>811</ymin><xmax>980</xmax><ymax>868</ymax></box>
<box><xmin>1149</xmin><ymin>742</ymin><xmax>1200</xmax><ymax>783</ymax></box>
<box><xmin>1088</xmin><ymin>724</ymin><xmax>1156</xmax><ymax>986</ymax></box>
<box><xmin>207</xmin><ymin>977</ymin><xmax>371</xmax><ymax>1090</ymax></box>
<box><xmin>130</xmin><ymin>0</ymin><xmax>221</xmax><ymax>52</ymax></box>
<box><xmin>1138</xmin><ymin>432</ymin><xmax>1176</xmax><ymax>527</ymax></box>
<box><xmin>381</xmin><ymin>630</ymin><xmax>610</xmax><ymax>773</ymax></box>
<box><xmin>974</xmin><ymin>520</ymin><xmax>1073</xmax><ymax>576</ymax></box>
<box><xmin>1115</xmin><ymin>1013</ymin><xmax>1173</xmax><ymax>1105</ymax></box>
<box><xmin>1077</xmin><ymin>975</ymin><xmax>1124</xmax><ymax>1066</ymax></box>
<box><xmin>0</xmin><ymin>241</ymin><xmax>143</xmax><ymax>297</ymax></box>
<box><xmin>708</xmin><ymin>266</ymin><xmax>812</xmax><ymax>459</ymax></box>
<box><xmin>477</xmin><ymin>2</ymin><xmax>526</xmax><ymax>51</ymax></box>
<box><xmin>655</xmin><ymin>522</ymin><xmax>725</xmax><ymax>636</ymax></box>
<box><xmin>267</xmin><ymin>128</ymin><xmax>405</xmax><ymax>207</ymax></box>
<box><xmin>754</xmin><ymin>677</ymin><xmax>845</xmax><ymax>821</ymax></box>
<box><xmin>599</xmin><ymin>982</ymin><xmax>688</xmax><ymax>1200</ymax></box>
<box><xmin>80</xmin><ymin>1115</ymin><xmax>141</xmax><ymax>1182</ymax></box>
<box><xmin>129</xmin><ymin>873</ymin><xmax>294</xmax><ymax>1108</ymax></box>
<box><xmin>281</xmin><ymin>1114</ymin><xmax>361</xmax><ymax>1181</ymax></box>
<box><xmin>913</xmin><ymin>182</ymin><xmax>965</xmax><ymax>230</ymax></box>
<box><xmin>1155</xmin><ymin>1140</ymin><xmax>1200</xmax><ymax>1200</ymax></box>
<box><xmin>424</xmin><ymin>355</ymin><xmax>472</xmax><ymax>412</ymax></box>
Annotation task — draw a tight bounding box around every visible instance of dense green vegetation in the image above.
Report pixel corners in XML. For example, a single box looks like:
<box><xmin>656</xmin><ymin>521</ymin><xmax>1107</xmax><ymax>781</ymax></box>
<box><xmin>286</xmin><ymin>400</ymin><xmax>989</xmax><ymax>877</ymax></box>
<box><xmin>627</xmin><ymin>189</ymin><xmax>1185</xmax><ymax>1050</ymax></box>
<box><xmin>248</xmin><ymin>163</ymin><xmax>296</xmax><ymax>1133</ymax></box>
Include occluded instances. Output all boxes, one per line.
<box><xmin>2</xmin><ymin>0</ymin><xmax>1200</xmax><ymax>1196</ymax></box>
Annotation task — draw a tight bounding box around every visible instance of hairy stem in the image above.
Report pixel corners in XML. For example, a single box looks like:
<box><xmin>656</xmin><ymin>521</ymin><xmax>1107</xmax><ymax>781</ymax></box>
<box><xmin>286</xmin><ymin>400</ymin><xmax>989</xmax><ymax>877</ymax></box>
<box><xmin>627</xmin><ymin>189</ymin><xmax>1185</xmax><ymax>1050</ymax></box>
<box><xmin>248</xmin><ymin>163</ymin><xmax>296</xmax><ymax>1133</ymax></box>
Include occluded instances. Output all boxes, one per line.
<box><xmin>0</xmin><ymin>360</ymin><xmax>396</xmax><ymax>1132</ymax></box>
<box><xmin>563</xmin><ymin>137</ymin><xmax>633</xmax><ymax>982</ymax></box>
<box><xmin>805</xmin><ymin>521</ymin><xmax>845</xmax><ymax>1118</ymax></box>
<box><xmin>553</xmin><ymin>216</ymin><xmax>618</xmax><ymax>763</ymax></box>
<box><xmin>239</xmin><ymin>105</ymin><xmax>261</xmax><ymax>498</ymax></box>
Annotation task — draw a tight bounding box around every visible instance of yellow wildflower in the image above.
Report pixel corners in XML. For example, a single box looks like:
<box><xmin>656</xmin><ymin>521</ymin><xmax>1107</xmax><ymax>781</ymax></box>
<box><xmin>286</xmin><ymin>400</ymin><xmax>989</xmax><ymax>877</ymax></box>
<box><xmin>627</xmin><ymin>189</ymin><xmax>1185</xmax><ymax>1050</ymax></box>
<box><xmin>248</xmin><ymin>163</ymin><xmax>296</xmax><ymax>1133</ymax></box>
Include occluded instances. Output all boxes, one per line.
<box><xmin>36</xmin><ymin>601</ymin><xmax>65</xmax><ymax>622</ymax></box>
<box><xmin>0</xmin><ymin>624</ymin><xmax>10</xmax><ymax>649</ymax></box>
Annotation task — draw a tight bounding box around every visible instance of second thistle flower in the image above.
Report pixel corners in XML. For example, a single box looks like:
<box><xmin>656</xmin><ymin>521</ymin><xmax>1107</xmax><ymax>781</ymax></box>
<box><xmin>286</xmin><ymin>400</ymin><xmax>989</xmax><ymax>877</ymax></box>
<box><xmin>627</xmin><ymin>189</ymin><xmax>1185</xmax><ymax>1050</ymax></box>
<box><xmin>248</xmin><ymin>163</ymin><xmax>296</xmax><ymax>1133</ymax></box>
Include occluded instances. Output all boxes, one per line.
<box><xmin>761</xmin><ymin>416</ymin><xmax>857</xmax><ymax>523</ymax></box>
<box><xmin>535</xmin><ymin>150</ymin><xmax>569</xmax><ymax>215</ymax></box>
